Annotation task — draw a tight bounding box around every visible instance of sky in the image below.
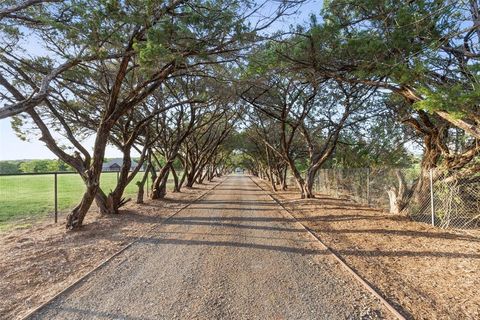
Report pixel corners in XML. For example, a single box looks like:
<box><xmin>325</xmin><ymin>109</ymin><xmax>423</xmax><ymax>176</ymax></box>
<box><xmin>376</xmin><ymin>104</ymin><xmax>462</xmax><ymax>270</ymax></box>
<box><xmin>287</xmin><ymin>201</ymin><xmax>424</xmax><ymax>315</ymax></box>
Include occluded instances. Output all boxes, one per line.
<box><xmin>0</xmin><ymin>120</ymin><xmax>126</xmax><ymax>160</ymax></box>
<box><xmin>0</xmin><ymin>0</ymin><xmax>323</xmax><ymax>161</ymax></box>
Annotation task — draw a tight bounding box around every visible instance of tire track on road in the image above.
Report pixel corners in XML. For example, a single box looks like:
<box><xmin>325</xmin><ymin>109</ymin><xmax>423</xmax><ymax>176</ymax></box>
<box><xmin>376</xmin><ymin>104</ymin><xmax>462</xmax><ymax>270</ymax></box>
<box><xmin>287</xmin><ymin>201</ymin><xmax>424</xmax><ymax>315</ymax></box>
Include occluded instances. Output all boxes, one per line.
<box><xmin>249</xmin><ymin>175</ymin><xmax>407</xmax><ymax>320</ymax></box>
<box><xmin>23</xmin><ymin>178</ymin><xmax>226</xmax><ymax>320</ymax></box>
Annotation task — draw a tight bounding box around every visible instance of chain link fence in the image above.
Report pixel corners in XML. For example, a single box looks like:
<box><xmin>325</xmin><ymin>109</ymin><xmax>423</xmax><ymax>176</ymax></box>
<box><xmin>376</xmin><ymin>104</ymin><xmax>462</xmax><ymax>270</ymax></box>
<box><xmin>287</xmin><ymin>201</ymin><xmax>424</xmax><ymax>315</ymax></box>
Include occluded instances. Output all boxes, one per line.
<box><xmin>410</xmin><ymin>172</ymin><xmax>480</xmax><ymax>229</ymax></box>
<box><xmin>0</xmin><ymin>171</ymin><xmax>151</xmax><ymax>229</ymax></box>
<box><xmin>310</xmin><ymin>167</ymin><xmax>480</xmax><ymax>230</ymax></box>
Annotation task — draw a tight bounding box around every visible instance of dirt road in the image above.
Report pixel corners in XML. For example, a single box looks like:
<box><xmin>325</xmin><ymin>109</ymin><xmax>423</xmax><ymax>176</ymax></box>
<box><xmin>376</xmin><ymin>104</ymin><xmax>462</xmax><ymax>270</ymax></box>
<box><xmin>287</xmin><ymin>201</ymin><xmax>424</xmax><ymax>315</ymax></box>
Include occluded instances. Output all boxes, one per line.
<box><xmin>29</xmin><ymin>176</ymin><xmax>388</xmax><ymax>319</ymax></box>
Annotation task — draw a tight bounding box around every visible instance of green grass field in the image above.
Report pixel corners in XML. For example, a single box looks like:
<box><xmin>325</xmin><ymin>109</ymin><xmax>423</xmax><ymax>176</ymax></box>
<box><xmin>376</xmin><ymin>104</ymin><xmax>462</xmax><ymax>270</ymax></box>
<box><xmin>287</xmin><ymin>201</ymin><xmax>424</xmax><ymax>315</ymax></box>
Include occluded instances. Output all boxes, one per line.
<box><xmin>0</xmin><ymin>171</ymin><xmax>166</xmax><ymax>228</ymax></box>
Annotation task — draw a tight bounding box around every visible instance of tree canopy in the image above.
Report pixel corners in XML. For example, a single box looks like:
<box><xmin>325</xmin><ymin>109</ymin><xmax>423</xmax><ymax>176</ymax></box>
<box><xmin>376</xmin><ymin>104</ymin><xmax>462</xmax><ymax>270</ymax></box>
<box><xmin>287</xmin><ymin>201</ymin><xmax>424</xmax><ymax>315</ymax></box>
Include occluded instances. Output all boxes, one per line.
<box><xmin>1</xmin><ymin>0</ymin><xmax>479</xmax><ymax>228</ymax></box>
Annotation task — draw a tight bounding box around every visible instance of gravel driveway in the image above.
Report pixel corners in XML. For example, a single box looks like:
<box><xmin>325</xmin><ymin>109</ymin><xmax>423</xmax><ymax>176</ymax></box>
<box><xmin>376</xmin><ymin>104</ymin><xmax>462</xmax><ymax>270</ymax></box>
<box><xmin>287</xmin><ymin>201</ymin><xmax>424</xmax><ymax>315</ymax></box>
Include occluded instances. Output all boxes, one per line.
<box><xmin>29</xmin><ymin>175</ymin><xmax>389</xmax><ymax>320</ymax></box>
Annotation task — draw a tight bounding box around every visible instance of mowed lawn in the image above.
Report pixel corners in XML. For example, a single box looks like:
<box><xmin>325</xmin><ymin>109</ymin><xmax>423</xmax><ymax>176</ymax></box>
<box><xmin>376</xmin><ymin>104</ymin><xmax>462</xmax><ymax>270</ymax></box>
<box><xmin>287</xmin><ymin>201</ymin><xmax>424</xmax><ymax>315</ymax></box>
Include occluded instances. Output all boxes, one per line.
<box><xmin>0</xmin><ymin>171</ymin><xmax>162</xmax><ymax>228</ymax></box>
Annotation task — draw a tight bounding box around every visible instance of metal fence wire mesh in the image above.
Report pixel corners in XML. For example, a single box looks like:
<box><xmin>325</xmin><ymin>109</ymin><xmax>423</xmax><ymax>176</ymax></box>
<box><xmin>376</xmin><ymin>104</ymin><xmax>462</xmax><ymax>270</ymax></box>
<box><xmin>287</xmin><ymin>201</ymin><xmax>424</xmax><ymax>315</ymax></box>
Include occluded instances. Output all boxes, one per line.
<box><xmin>428</xmin><ymin>175</ymin><xmax>480</xmax><ymax>229</ymax></box>
<box><xmin>310</xmin><ymin>168</ymin><xmax>480</xmax><ymax>230</ymax></box>
<box><xmin>0</xmin><ymin>171</ymin><xmax>151</xmax><ymax>227</ymax></box>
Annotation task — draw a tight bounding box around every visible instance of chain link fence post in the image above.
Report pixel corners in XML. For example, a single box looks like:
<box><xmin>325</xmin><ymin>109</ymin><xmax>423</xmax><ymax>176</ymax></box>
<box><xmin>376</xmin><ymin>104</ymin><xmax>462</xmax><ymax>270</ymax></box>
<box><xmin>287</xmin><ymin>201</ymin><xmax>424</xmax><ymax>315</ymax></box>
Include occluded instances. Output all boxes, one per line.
<box><xmin>366</xmin><ymin>168</ymin><xmax>370</xmax><ymax>205</ymax></box>
<box><xmin>429</xmin><ymin>169</ymin><xmax>435</xmax><ymax>227</ymax></box>
<box><xmin>54</xmin><ymin>172</ymin><xmax>58</xmax><ymax>223</ymax></box>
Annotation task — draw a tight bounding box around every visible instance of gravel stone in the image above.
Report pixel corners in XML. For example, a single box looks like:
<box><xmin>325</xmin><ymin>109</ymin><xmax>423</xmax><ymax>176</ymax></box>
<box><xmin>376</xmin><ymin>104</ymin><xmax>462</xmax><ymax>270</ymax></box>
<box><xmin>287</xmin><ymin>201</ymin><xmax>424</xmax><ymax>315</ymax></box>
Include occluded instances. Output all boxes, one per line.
<box><xmin>30</xmin><ymin>176</ymin><xmax>390</xmax><ymax>320</ymax></box>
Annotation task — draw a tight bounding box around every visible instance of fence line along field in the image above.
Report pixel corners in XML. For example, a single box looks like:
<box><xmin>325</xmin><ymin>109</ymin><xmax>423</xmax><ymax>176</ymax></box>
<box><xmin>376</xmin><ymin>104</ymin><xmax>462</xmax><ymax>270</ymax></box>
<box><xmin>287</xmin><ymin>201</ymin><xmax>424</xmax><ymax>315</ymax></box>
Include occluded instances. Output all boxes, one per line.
<box><xmin>0</xmin><ymin>172</ymin><xmax>158</xmax><ymax>230</ymax></box>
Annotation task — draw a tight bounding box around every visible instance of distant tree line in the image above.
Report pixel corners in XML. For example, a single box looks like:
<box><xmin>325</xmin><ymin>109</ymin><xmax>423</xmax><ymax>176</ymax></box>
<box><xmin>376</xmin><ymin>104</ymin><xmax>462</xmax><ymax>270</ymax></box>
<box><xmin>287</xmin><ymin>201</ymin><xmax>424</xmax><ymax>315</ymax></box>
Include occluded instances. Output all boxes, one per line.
<box><xmin>0</xmin><ymin>159</ymin><xmax>73</xmax><ymax>174</ymax></box>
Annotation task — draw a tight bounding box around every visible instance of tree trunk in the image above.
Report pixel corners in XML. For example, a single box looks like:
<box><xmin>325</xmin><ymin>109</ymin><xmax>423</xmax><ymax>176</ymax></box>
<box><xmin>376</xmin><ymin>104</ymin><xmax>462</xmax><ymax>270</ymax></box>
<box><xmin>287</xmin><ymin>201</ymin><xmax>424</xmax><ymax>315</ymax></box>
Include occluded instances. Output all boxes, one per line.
<box><xmin>151</xmin><ymin>165</ymin><xmax>170</xmax><ymax>199</ymax></box>
<box><xmin>66</xmin><ymin>181</ymin><xmax>98</xmax><ymax>230</ymax></box>
<box><xmin>94</xmin><ymin>189</ymin><xmax>111</xmax><ymax>214</ymax></box>
<box><xmin>208</xmin><ymin>166</ymin><xmax>214</xmax><ymax>182</ymax></box>
<box><xmin>106</xmin><ymin>181</ymin><xmax>129</xmax><ymax>214</ymax></box>
<box><xmin>406</xmin><ymin>167</ymin><xmax>438</xmax><ymax>214</ymax></box>
<box><xmin>287</xmin><ymin>160</ymin><xmax>306</xmax><ymax>198</ymax></box>
<box><xmin>268</xmin><ymin>168</ymin><xmax>277</xmax><ymax>191</ymax></box>
<box><xmin>171</xmin><ymin>166</ymin><xmax>180</xmax><ymax>192</ymax></box>
<box><xmin>295</xmin><ymin>178</ymin><xmax>306</xmax><ymax>198</ymax></box>
<box><xmin>281</xmin><ymin>167</ymin><xmax>288</xmax><ymax>190</ymax></box>
<box><xmin>397</xmin><ymin>134</ymin><xmax>442</xmax><ymax>214</ymax></box>
<box><xmin>264</xmin><ymin>145</ymin><xmax>277</xmax><ymax>191</ymax></box>
<box><xmin>157</xmin><ymin>172</ymin><xmax>170</xmax><ymax>198</ymax></box>
<box><xmin>179</xmin><ymin>168</ymin><xmax>187</xmax><ymax>190</ymax></box>
<box><xmin>136</xmin><ymin>167</ymin><xmax>150</xmax><ymax>204</ymax></box>
<box><xmin>387</xmin><ymin>188</ymin><xmax>401</xmax><ymax>214</ymax></box>
<box><xmin>197</xmin><ymin>169</ymin><xmax>207</xmax><ymax>184</ymax></box>
<box><xmin>96</xmin><ymin>150</ymin><xmax>138</xmax><ymax>214</ymax></box>
<box><xmin>303</xmin><ymin>169</ymin><xmax>316</xmax><ymax>198</ymax></box>
<box><xmin>186</xmin><ymin>164</ymin><xmax>197</xmax><ymax>187</ymax></box>
<box><xmin>386</xmin><ymin>170</ymin><xmax>408</xmax><ymax>214</ymax></box>
<box><xmin>30</xmin><ymin>108</ymin><xmax>111</xmax><ymax>229</ymax></box>
<box><xmin>66</xmin><ymin>128</ymin><xmax>111</xmax><ymax>228</ymax></box>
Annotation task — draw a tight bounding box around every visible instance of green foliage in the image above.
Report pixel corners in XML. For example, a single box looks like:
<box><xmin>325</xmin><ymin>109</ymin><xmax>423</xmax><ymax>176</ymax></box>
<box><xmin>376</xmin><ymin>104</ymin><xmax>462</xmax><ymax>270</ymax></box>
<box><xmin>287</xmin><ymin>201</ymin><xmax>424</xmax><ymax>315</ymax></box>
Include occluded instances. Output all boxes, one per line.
<box><xmin>329</xmin><ymin>113</ymin><xmax>416</xmax><ymax>169</ymax></box>
<box><xmin>243</xmin><ymin>43</ymin><xmax>283</xmax><ymax>78</ymax></box>
<box><xmin>11</xmin><ymin>159</ymin><xmax>74</xmax><ymax>173</ymax></box>
<box><xmin>0</xmin><ymin>161</ymin><xmax>20</xmax><ymax>174</ymax></box>
<box><xmin>133</xmin><ymin>0</ymin><xmax>252</xmax><ymax>70</ymax></box>
<box><xmin>279</xmin><ymin>0</ymin><xmax>477</xmax><ymax>120</ymax></box>
<box><xmin>415</xmin><ymin>84</ymin><xmax>480</xmax><ymax>117</ymax></box>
